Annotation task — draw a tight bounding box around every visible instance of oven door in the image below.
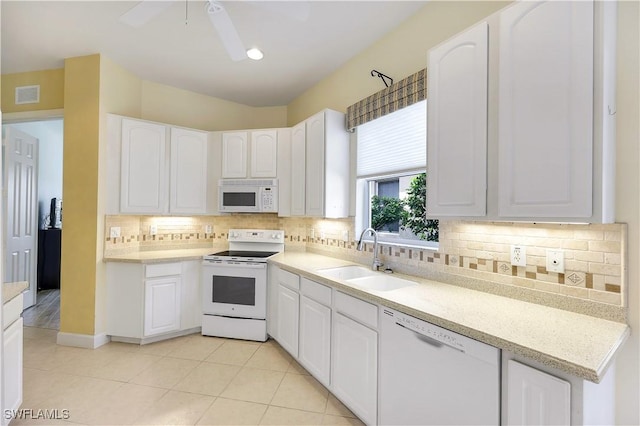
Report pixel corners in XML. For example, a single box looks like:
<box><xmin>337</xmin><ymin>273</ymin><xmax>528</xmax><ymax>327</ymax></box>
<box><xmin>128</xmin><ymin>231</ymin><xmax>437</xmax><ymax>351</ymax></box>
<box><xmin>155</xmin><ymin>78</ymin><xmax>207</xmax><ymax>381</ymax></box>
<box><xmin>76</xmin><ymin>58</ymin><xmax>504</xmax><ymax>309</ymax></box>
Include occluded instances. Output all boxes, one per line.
<box><xmin>202</xmin><ymin>261</ymin><xmax>267</xmax><ymax>319</ymax></box>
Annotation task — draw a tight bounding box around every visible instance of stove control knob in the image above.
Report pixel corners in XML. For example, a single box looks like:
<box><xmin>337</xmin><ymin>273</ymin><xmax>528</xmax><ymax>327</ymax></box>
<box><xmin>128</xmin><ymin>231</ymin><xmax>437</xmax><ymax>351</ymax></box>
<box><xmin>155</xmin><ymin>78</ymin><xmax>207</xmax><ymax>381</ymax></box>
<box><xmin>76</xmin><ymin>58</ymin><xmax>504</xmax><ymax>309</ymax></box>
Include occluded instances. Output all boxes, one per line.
<box><xmin>230</xmin><ymin>232</ymin><xmax>238</xmax><ymax>238</ymax></box>
<box><xmin>272</xmin><ymin>233</ymin><xmax>280</xmax><ymax>239</ymax></box>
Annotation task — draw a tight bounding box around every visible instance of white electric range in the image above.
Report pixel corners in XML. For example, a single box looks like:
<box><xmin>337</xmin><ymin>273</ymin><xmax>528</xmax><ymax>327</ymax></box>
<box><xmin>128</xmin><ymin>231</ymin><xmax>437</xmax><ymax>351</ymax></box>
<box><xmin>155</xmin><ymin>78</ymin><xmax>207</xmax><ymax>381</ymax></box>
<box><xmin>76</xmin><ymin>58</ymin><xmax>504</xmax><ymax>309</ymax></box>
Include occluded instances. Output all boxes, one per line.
<box><xmin>201</xmin><ymin>229</ymin><xmax>284</xmax><ymax>341</ymax></box>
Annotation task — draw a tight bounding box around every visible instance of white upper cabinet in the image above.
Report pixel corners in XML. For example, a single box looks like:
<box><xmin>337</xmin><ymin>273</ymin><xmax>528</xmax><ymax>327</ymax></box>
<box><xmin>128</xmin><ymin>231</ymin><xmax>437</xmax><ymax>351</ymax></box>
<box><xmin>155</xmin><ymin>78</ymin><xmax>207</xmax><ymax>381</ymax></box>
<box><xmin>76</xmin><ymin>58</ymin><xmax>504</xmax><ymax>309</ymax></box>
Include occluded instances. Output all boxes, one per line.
<box><xmin>427</xmin><ymin>21</ymin><xmax>488</xmax><ymax>217</ymax></box>
<box><xmin>221</xmin><ymin>130</ymin><xmax>278</xmax><ymax>179</ymax></box>
<box><xmin>426</xmin><ymin>0</ymin><xmax>615</xmax><ymax>223</ymax></box>
<box><xmin>498</xmin><ymin>0</ymin><xmax>594</xmax><ymax>218</ymax></box>
<box><xmin>221</xmin><ymin>132</ymin><xmax>248</xmax><ymax>178</ymax></box>
<box><xmin>290</xmin><ymin>109</ymin><xmax>349</xmax><ymax>218</ymax></box>
<box><xmin>290</xmin><ymin>121</ymin><xmax>307</xmax><ymax>216</ymax></box>
<box><xmin>170</xmin><ymin>128</ymin><xmax>208</xmax><ymax>214</ymax></box>
<box><xmin>250</xmin><ymin>130</ymin><xmax>278</xmax><ymax>178</ymax></box>
<box><xmin>114</xmin><ymin>116</ymin><xmax>210</xmax><ymax>215</ymax></box>
<box><xmin>120</xmin><ymin>118</ymin><xmax>168</xmax><ymax>214</ymax></box>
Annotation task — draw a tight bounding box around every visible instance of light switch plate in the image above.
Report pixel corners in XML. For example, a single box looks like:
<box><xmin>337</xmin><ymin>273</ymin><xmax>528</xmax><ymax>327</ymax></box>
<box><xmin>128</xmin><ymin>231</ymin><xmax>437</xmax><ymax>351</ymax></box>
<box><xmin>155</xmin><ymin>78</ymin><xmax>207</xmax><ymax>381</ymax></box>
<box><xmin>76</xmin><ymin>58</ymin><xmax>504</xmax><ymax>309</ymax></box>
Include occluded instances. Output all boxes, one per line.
<box><xmin>205</xmin><ymin>224</ymin><xmax>213</xmax><ymax>234</ymax></box>
<box><xmin>110</xmin><ymin>227</ymin><xmax>121</xmax><ymax>238</ymax></box>
<box><xmin>546</xmin><ymin>249</ymin><xmax>565</xmax><ymax>273</ymax></box>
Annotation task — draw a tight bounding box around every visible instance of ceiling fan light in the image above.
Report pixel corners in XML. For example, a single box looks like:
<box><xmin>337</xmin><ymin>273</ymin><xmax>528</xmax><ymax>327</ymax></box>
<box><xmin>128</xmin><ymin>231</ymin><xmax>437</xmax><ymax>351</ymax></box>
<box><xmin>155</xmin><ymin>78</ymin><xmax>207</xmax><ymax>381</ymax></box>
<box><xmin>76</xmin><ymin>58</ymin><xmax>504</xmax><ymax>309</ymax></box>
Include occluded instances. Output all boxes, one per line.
<box><xmin>247</xmin><ymin>48</ymin><xmax>264</xmax><ymax>61</ymax></box>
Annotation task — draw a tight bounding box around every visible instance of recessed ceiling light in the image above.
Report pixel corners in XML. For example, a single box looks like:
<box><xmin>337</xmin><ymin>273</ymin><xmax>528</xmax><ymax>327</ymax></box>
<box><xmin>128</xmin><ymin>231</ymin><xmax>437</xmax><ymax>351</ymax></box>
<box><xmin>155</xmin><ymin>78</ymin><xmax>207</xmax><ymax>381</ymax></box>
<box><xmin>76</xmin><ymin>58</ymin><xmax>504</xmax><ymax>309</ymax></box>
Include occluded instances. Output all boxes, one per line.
<box><xmin>247</xmin><ymin>48</ymin><xmax>264</xmax><ymax>61</ymax></box>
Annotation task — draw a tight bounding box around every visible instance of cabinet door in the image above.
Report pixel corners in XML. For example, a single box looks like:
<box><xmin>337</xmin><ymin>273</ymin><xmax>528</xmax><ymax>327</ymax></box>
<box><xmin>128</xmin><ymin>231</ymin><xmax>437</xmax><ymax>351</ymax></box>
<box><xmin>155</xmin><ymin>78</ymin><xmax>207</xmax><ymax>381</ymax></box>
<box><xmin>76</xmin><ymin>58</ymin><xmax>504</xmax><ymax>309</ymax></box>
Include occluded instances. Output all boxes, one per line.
<box><xmin>506</xmin><ymin>360</ymin><xmax>570</xmax><ymax>425</ymax></box>
<box><xmin>3</xmin><ymin>317</ymin><xmax>23</xmax><ymax>417</ymax></box>
<box><xmin>170</xmin><ymin>128</ymin><xmax>208</xmax><ymax>214</ymax></box>
<box><xmin>276</xmin><ymin>284</ymin><xmax>299</xmax><ymax>358</ymax></box>
<box><xmin>250</xmin><ymin>130</ymin><xmax>278</xmax><ymax>178</ymax></box>
<box><xmin>120</xmin><ymin>118</ymin><xmax>168</xmax><ymax>213</ymax></box>
<box><xmin>305</xmin><ymin>111</ymin><xmax>325</xmax><ymax>217</ymax></box>
<box><xmin>144</xmin><ymin>276</ymin><xmax>181</xmax><ymax>337</ymax></box>
<box><xmin>498</xmin><ymin>1</ymin><xmax>594</xmax><ymax>218</ymax></box>
<box><xmin>180</xmin><ymin>260</ymin><xmax>201</xmax><ymax>330</ymax></box>
<box><xmin>427</xmin><ymin>22</ymin><xmax>488</xmax><ymax>217</ymax></box>
<box><xmin>290</xmin><ymin>122</ymin><xmax>306</xmax><ymax>216</ymax></box>
<box><xmin>332</xmin><ymin>313</ymin><xmax>377</xmax><ymax>425</ymax></box>
<box><xmin>267</xmin><ymin>264</ymin><xmax>280</xmax><ymax>339</ymax></box>
<box><xmin>299</xmin><ymin>295</ymin><xmax>331</xmax><ymax>386</ymax></box>
<box><xmin>222</xmin><ymin>132</ymin><xmax>248</xmax><ymax>178</ymax></box>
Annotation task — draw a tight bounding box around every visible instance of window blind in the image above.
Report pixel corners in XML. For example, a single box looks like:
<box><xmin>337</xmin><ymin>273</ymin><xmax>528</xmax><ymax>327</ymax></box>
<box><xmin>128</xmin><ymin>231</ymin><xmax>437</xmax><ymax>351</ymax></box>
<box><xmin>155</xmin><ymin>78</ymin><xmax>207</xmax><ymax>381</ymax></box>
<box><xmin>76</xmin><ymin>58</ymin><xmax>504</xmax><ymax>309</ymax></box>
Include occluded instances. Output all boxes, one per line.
<box><xmin>356</xmin><ymin>100</ymin><xmax>426</xmax><ymax>178</ymax></box>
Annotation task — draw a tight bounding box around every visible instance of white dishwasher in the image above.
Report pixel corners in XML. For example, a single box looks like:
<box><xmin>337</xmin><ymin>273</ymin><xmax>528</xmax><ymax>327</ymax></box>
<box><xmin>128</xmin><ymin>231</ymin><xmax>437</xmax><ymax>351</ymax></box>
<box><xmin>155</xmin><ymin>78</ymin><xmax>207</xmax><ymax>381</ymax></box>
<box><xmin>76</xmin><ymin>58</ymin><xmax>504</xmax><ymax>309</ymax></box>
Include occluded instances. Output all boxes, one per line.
<box><xmin>379</xmin><ymin>307</ymin><xmax>500</xmax><ymax>425</ymax></box>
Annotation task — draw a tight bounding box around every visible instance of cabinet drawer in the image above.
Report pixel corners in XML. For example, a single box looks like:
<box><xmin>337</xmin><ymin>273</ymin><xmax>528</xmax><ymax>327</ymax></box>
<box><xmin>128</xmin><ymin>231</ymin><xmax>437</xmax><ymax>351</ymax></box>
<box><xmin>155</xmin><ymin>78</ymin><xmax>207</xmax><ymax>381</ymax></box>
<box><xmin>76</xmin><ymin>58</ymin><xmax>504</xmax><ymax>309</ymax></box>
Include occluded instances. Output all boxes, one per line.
<box><xmin>3</xmin><ymin>295</ymin><xmax>23</xmax><ymax>330</ymax></box>
<box><xmin>278</xmin><ymin>268</ymin><xmax>300</xmax><ymax>291</ymax></box>
<box><xmin>335</xmin><ymin>291</ymin><xmax>377</xmax><ymax>329</ymax></box>
<box><xmin>301</xmin><ymin>278</ymin><xmax>332</xmax><ymax>306</ymax></box>
<box><xmin>145</xmin><ymin>262</ymin><xmax>181</xmax><ymax>278</ymax></box>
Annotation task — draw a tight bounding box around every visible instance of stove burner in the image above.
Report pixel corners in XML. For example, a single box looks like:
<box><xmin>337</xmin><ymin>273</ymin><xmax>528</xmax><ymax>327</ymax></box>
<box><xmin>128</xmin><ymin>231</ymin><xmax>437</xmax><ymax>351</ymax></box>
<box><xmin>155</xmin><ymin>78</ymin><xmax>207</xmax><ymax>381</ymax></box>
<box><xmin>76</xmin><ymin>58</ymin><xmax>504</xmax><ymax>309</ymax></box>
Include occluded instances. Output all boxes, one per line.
<box><xmin>207</xmin><ymin>250</ymin><xmax>278</xmax><ymax>258</ymax></box>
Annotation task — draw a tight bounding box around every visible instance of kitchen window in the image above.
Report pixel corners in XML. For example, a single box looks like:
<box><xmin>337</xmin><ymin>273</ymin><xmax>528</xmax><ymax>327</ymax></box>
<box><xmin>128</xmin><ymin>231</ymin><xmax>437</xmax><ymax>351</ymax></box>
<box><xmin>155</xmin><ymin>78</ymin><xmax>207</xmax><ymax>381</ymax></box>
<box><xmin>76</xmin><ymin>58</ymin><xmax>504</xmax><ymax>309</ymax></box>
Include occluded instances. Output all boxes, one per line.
<box><xmin>355</xmin><ymin>100</ymin><xmax>438</xmax><ymax>248</ymax></box>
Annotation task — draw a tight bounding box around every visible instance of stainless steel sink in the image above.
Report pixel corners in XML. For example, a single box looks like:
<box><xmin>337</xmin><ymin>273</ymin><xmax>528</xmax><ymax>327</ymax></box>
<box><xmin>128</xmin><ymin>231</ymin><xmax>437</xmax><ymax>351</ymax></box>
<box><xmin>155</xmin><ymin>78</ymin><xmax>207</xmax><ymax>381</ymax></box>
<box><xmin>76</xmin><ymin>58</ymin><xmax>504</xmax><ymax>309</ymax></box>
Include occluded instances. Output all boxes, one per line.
<box><xmin>347</xmin><ymin>275</ymin><xmax>418</xmax><ymax>292</ymax></box>
<box><xmin>317</xmin><ymin>265</ymin><xmax>377</xmax><ymax>280</ymax></box>
<box><xmin>318</xmin><ymin>265</ymin><xmax>418</xmax><ymax>291</ymax></box>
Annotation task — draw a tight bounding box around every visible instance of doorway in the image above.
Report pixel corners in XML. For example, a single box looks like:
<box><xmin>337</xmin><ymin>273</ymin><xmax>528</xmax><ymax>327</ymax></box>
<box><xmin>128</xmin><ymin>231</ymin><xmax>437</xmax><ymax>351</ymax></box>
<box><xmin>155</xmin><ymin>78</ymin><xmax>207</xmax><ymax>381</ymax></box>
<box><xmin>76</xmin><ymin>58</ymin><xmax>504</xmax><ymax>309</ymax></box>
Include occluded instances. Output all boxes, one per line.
<box><xmin>2</xmin><ymin>118</ymin><xmax>63</xmax><ymax>329</ymax></box>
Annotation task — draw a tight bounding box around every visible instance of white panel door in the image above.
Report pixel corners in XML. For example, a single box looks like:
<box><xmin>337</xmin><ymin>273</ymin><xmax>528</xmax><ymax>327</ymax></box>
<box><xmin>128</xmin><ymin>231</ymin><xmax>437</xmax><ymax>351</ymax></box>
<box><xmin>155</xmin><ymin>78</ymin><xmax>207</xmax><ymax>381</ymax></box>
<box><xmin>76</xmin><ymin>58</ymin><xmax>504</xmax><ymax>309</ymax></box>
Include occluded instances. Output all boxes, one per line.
<box><xmin>498</xmin><ymin>0</ymin><xmax>594</xmax><ymax>218</ymax></box>
<box><xmin>331</xmin><ymin>313</ymin><xmax>377</xmax><ymax>425</ymax></box>
<box><xmin>170</xmin><ymin>128</ymin><xmax>208</xmax><ymax>214</ymax></box>
<box><xmin>290</xmin><ymin>122</ymin><xmax>306</xmax><ymax>216</ymax></box>
<box><xmin>250</xmin><ymin>130</ymin><xmax>278</xmax><ymax>178</ymax></box>
<box><xmin>506</xmin><ymin>360</ymin><xmax>571</xmax><ymax>425</ymax></box>
<box><xmin>3</xmin><ymin>126</ymin><xmax>38</xmax><ymax>309</ymax></box>
<box><xmin>180</xmin><ymin>260</ymin><xmax>201</xmax><ymax>330</ymax></box>
<box><xmin>305</xmin><ymin>112</ymin><xmax>325</xmax><ymax>217</ymax></box>
<box><xmin>276</xmin><ymin>284</ymin><xmax>299</xmax><ymax>358</ymax></box>
<box><xmin>144</xmin><ymin>276</ymin><xmax>181</xmax><ymax>337</ymax></box>
<box><xmin>427</xmin><ymin>22</ymin><xmax>488</xmax><ymax>217</ymax></box>
<box><xmin>221</xmin><ymin>132</ymin><xmax>248</xmax><ymax>178</ymax></box>
<box><xmin>276</xmin><ymin>129</ymin><xmax>292</xmax><ymax>217</ymax></box>
<box><xmin>3</xmin><ymin>317</ymin><xmax>23</xmax><ymax>417</ymax></box>
<box><xmin>299</xmin><ymin>295</ymin><xmax>331</xmax><ymax>386</ymax></box>
<box><xmin>120</xmin><ymin>119</ymin><xmax>168</xmax><ymax>214</ymax></box>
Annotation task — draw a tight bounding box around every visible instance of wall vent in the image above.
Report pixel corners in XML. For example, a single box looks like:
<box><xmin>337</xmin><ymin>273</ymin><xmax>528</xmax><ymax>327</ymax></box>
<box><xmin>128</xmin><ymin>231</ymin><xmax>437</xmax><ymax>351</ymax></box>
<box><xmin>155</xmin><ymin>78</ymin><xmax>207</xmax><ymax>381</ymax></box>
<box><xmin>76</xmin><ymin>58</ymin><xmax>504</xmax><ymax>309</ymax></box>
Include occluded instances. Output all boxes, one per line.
<box><xmin>15</xmin><ymin>85</ymin><xmax>40</xmax><ymax>105</ymax></box>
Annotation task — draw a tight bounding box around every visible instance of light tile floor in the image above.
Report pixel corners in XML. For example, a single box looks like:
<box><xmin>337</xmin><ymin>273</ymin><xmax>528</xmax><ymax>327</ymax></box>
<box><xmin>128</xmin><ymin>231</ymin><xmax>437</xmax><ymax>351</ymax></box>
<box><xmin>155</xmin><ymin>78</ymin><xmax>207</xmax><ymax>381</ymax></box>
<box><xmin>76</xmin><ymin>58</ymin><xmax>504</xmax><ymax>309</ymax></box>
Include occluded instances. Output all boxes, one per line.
<box><xmin>16</xmin><ymin>327</ymin><xmax>364</xmax><ymax>426</ymax></box>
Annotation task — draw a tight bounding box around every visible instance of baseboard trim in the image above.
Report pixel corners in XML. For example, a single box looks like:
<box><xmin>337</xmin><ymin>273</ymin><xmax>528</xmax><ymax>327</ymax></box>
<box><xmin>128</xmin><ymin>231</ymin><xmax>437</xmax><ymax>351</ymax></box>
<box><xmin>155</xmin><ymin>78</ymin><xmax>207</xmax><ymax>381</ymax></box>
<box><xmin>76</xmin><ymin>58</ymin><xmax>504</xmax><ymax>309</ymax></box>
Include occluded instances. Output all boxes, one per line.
<box><xmin>110</xmin><ymin>327</ymin><xmax>201</xmax><ymax>345</ymax></box>
<box><xmin>57</xmin><ymin>332</ymin><xmax>110</xmax><ymax>349</ymax></box>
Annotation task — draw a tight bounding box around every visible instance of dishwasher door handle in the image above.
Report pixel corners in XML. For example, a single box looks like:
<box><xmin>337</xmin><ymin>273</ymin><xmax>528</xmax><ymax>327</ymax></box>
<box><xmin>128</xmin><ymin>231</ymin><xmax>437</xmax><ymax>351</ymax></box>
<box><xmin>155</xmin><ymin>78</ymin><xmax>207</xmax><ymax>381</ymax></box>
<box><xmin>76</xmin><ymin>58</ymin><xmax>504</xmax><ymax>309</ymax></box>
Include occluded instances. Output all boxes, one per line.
<box><xmin>397</xmin><ymin>322</ymin><xmax>465</xmax><ymax>353</ymax></box>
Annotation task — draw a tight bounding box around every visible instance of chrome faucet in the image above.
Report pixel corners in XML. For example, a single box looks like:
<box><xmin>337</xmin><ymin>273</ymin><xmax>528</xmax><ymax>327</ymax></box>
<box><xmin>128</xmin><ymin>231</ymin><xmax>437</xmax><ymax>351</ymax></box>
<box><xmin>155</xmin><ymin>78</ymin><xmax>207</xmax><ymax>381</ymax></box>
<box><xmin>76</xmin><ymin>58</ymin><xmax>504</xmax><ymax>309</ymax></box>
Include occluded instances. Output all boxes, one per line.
<box><xmin>357</xmin><ymin>227</ymin><xmax>383</xmax><ymax>271</ymax></box>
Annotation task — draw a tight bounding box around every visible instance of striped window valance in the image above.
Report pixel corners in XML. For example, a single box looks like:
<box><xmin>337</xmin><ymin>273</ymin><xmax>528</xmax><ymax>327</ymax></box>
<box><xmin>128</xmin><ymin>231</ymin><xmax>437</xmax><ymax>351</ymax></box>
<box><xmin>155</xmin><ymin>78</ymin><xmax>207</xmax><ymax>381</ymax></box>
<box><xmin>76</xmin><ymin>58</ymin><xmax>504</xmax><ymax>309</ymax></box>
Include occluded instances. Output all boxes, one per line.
<box><xmin>346</xmin><ymin>68</ymin><xmax>427</xmax><ymax>131</ymax></box>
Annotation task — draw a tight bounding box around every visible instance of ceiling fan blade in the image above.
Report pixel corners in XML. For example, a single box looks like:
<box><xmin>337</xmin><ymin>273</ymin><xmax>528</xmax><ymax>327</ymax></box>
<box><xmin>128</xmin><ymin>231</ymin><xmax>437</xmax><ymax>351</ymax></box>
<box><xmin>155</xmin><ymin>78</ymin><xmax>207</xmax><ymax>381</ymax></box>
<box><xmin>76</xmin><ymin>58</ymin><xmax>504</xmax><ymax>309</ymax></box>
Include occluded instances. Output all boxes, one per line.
<box><xmin>119</xmin><ymin>0</ymin><xmax>175</xmax><ymax>28</ymax></box>
<box><xmin>206</xmin><ymin>1</ymin><xmax>247</xmax><ymax>61</ymax></box>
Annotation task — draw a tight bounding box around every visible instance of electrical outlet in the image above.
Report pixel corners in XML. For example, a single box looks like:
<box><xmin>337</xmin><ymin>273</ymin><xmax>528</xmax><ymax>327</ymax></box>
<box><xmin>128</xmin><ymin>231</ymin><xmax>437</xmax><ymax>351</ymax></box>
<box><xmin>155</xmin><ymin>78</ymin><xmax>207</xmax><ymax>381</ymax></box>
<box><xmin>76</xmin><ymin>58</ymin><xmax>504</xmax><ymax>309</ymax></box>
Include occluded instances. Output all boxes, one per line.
<box><xmin>320</xmin><ymin>230</ymin><xmax>326</xmax><ymax>240</ymax></box>
<box><xmin>510</xmin><ymin>245</ymin><xmax>526</xmax><ymax>267</ymax></box>
<box><xmin>205</xmin><ymin>224</ymin><xmax>213</xmax><ymax>234</ymax></box>
<box><xmin>149</xmin><ymin>225</ymin><xmax>158</xmax><ymax>235</ymax></box>
<box><xmin>109</xmin><ymin>227</ymin><xmax>121</xmax><ymax>238</ymax></box>
<box><xmin>310</xmin><ymin>229</ymin><xmax>315</xmax><ymax>239</ymax></box>
<box><xmin>546</xmin><ymin>249</ymin><xmax>565</xmax><ymax>273</ymax></box>
<box><xmin>342</xmin><ymin>230</ymin><xmax>349</xmax><ymax>242</ymax></box>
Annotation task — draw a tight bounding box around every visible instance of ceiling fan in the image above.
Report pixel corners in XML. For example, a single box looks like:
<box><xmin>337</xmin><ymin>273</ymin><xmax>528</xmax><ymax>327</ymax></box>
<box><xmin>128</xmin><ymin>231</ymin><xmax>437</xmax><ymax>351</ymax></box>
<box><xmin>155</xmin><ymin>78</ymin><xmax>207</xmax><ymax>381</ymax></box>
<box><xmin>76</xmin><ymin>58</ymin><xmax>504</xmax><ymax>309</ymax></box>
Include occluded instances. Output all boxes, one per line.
<box><xmin>119</xmin><ymin>0</ymin><xmax>310</xmax><ymax>62</ymax></box>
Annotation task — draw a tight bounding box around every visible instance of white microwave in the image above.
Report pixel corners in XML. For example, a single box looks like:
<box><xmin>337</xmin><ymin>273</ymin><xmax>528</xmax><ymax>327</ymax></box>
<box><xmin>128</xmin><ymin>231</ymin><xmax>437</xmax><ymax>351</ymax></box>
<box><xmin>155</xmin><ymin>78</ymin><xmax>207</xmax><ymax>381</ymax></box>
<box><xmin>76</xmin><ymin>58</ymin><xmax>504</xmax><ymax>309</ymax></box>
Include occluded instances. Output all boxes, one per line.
<box><xmin>218</xmin><ymin>179</ymin><xmax>278</xmax><ymax>213</ymax></box>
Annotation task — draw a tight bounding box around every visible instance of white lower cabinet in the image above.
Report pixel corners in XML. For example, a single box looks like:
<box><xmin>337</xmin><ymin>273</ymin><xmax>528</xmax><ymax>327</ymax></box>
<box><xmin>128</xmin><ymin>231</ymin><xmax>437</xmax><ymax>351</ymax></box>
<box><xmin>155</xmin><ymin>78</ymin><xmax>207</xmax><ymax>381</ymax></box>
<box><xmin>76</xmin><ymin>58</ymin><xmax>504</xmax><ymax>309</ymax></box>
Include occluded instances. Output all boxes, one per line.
<box><xmin>107</xmin><ymin>260</ymin><xmax>200</xmax><ymax>343</ymax></box>
<box><xmin>331</xmin><ymin>312</ymin><xmax>378</xmax><ymax>425</ymax></box>
<box><xmin>3</xmin><ymin>316</ymin><xmax>23</xmax><ymax>422</ymax></box>
<box><xmin>144</xmin><ymin>276</ymin><xmax>181</xmax><ymax>337</ymax></box>
<box><xmin>299</xmin><ymin>295</ymin><xmax>331</xmax><ymax>386</ymax></box>
<box><xmin>276</xmin><ymin>284</ymin><xmax>299</xmax><ymax>358</ymax></box>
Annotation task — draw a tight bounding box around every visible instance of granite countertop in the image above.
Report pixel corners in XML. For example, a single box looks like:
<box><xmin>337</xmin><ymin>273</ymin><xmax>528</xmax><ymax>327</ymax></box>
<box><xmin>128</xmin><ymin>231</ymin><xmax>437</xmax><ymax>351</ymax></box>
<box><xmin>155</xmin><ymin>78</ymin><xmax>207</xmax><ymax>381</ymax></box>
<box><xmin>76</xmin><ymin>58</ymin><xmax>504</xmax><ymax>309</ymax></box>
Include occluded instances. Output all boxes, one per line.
<box><xmin>3</xmin><ymin>281</ymin><xmax>28</xmax><ymax>304</ymax></box>
<box><xmin>269</xmin><ymin>251</ymin><xmax>630</xmax><ymax>384</ymax></box>
<box><xmin>103</xmin><ymin>248</ymin><xmax>216</xmax><ymax>263</ymax></box>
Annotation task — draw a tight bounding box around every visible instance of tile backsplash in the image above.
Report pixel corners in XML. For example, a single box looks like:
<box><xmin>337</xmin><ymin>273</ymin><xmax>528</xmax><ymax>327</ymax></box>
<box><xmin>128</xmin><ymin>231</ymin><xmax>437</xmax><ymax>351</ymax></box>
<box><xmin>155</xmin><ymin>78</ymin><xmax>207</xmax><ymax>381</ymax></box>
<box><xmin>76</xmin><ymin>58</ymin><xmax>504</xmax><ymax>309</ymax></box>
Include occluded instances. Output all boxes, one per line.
<box><xmin>104</xmin><ymin>215</ymin><xmax>627</xmax><ymax>311</ymax></box>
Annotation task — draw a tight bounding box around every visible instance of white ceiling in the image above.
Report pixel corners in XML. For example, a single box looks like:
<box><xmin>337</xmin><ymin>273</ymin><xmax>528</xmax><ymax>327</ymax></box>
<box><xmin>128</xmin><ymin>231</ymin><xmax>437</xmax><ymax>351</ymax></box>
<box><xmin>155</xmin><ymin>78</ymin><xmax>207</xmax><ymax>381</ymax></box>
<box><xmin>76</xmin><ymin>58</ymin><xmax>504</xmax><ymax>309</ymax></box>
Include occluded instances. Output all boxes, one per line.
<box><xmin>1</xmin><ymin>1</ymin><xmax>427</xmax><ymax>107</ymax></box>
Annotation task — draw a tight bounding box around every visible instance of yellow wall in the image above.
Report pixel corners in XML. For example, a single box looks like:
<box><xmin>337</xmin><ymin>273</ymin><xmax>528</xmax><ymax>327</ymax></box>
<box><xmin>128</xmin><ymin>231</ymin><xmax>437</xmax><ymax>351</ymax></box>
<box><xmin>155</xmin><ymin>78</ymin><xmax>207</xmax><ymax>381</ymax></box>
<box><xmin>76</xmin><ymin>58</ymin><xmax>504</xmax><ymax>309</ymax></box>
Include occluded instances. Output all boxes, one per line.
<box><xmin>140</xmin><ymin>80</ymin><xmax>287</xmax><ymax>131</ymax></box>
<box><xmin>59</xmin><ymin>55</ymin><xmax>101</xmax><ymax>335</ymax></box>
<box><xmin>613</xmin><ymin>2</ymin><xmax>640</xmax><ymax>422</ymax></box>
<box><xmin>287</xmin><ymin>1</ymin><xmax>508</xmax><ymax>125</ymax></box>
<box><xmin>1</xmin><ymin>69</ymin><xmax>64</xmax><ymax>113</ymax></box>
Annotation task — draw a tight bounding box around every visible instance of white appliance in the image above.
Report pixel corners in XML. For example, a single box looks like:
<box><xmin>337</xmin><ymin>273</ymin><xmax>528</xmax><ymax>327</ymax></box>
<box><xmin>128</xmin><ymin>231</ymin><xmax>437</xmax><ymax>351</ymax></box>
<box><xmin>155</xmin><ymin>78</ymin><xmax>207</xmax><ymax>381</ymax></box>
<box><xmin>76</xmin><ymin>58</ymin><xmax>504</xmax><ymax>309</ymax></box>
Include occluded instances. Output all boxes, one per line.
<box><xmin>218</xmin><ymin>179</ymin><xmax>278</xmax><ymax>213</ymax></box>
<box><xmin>379</xmin><ymin>308</ymin><xmax>500</xmax><ymax>425</ymax></box>
<box><xmin>202</xmin><ymin>229</ymin><xmax>284</xmax><ymax>341</ymax></box>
